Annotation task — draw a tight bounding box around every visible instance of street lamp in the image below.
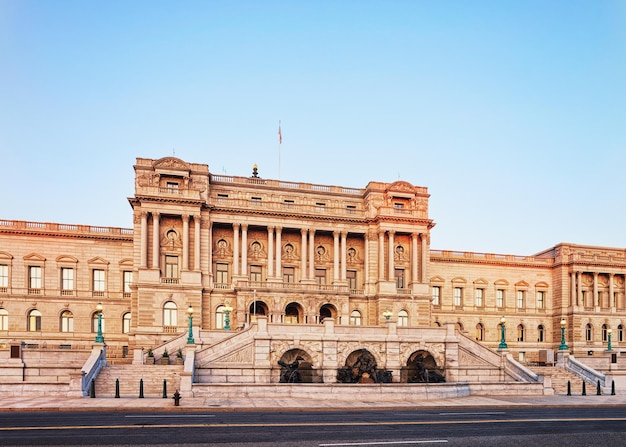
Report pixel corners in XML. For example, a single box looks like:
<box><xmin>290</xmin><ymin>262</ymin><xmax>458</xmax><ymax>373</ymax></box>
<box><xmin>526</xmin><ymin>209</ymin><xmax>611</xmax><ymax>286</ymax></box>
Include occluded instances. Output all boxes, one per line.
<box><xmin>187</xmin><ymin>305</ymin><xmax>195</xmax><ymax>344</ymax></box>
<box><xmin>382</xmin><ymin>308</ymin><xmax>393</xmax><ymax>321</ymax></box>
<box><xmin>558</xmin><ymin>318</ymin><xmax>568</xmax><ymax>351</ymax></box>
<box><xmin>607</xmin><ymin>328</ymin><xmax>613</xmax><ymax>351</ymax></box>
<box><xmin>498</xmin><ymin>316</ymin><xmax>508</xmax><ymax>349</ymax></box>
<box><xmin>94</xmin><ymin>302</ymin><xmax>104</xmax><ymax>343</ymax></box>
<box><xmin>223</xmin><ymin>301</ymin><xmax>233</xmax><ymax>331</ymax></box>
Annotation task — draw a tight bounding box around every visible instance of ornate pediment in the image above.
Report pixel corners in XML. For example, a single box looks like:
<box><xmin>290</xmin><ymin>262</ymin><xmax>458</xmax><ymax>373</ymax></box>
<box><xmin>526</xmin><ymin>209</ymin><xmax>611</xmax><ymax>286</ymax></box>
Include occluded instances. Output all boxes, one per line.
<box><xmin>152</xmin><ymin>157</ymin><xmax>190</xmax><ymax>172</ymax></box>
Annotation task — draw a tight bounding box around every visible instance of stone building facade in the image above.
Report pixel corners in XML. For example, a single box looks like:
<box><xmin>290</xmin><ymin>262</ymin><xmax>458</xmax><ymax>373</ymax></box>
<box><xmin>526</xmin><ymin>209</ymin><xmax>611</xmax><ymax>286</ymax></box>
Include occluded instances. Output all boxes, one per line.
<box><xmin>0</xmin><ymin>156</ymin><xmax>625</xmax><ymax>364</ymax></box>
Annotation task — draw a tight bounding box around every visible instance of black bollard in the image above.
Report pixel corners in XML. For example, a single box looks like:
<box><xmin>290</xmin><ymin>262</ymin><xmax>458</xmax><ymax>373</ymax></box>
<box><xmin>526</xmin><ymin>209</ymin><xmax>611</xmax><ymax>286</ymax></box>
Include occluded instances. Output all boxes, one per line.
<box><xmin>597</xmin><ymin>380</ymin><xmax>601</xmax><ymax>395</ymax></box>
<box><xmin>582</xmin><ymin>381</ymin><xmax>587</xmax><ymax>396</ymax></box>
<box><xmin>612</xmin><ymin>380</ymin><xmax>616</xmax><ymax>396</ymax></box>
<box><xmin>90</xmin><ymin>379</ymin><xmax>96</xmax><ymax>398</ymax></box>
<box><xmin>173</xmin><ymin>390</ymin><xmax>181</xmax><ymax>406</ymax></box>
<box><xmin>567</xmin><ymin>380</ymin><xmax>571</xmax><ymax>396</ymax></box>
<box><xmin>115</xmin><ymin>378</ymin><xmax>120</xmax><ymax>398</ymax></box>
<box><xmin>163</xmin><ymin>379</ymin><xmax>167</xmax><ymax>398</ymax></box>
<box><xmin>139</xmin><ymin>378</ymin><xmax>144</xmax><ymax>398</ymax></box>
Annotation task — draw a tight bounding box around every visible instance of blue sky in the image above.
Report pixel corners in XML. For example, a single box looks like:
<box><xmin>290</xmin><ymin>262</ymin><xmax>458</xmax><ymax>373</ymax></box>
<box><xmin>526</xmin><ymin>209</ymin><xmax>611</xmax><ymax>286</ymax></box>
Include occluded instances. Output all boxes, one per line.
<box><xmin>1</xmin><ymin>0</ymin><xmax>625</xmax><ymax>255</ymax></box>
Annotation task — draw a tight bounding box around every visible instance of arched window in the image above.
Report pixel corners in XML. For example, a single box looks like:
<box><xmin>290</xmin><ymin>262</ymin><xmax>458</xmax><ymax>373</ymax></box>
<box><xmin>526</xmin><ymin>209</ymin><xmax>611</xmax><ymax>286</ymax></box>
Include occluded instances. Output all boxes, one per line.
<box><xmin>122</xmin><ymin>312</ymin><xmax>131</xmax><ymax>334</ymax></box>
<box><xmin>28</xmin><ymin>309</ymin><xmax>42</xmax><ymax>332</ymax></box>
<box><xmin>537</xmin><ymin>324</ymin><xmax>545</xmax><ymax>343</ymax></box>
<box><xmin>475</xmin><ymin>323</ymin><xmax>484</xmax><ymax>341</ymax></box>
<box><xmin>619</xmin><ymin>324</ymin><xmax>624</xmax><ymax>343</ymax></box>
<box><xmin>216</xmin><ymin>305</ymin><xmax>226</xmax><ymax>329</ymax></box>
<box><xmin>91</xmin><ymin>312</ymin><xmax>105</xmax><ymax>333</ymax></box>
<box><xmin>398</xmin><ymin>310</ymin><xmax>409</xmax><ymax>327</ymax></box>
<box><xmin>586</xmin><ymin>323</ymin><xmax>593</xmax><ymax>342</ymax></box>
<box><xmin>163</xmin><ymin>302</ymin><xmax>177</xmax><ymax>327</ymax></box>
<box><xmin>350</xmin><ymin>310</ymin><xmax>362</xmax><ymax>326</ymax></box>
<box><xmin>517</xmin><ymin>324</ymin><xmax>525</xmax><ymax>342</ymax></box>
<box><xmin>284</xmin><ymin>303</ymin><xmax>302</xmax><ymax>324</ymax></box>
<box><xmin>432</xmin><ymin>321</ymin><xmax>441</xmax><ymax>328</ymax></box>
<box><xmin>602</xmin><ymin>324</ymin><xmax>609</xmax><ymax>342</ymax></box>
<box><xmin>0</xmin><ymin>308</ymin><xmax>8</xmax><ymax>331</ymax></box>
<box><xmin>60</xmin><ymin>310</ymin><xmax>73</xmax><ymax>332</ymax></box>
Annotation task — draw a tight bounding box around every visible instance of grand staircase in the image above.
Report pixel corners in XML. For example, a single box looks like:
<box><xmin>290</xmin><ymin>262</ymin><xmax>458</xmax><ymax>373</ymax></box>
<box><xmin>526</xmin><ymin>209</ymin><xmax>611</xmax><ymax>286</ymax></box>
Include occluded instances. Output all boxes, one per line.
<box><xmin>528</xmin><ymin>366</ymin><xmax>587</xmax><ymax>395</ymax></box>
<box><xmin>93</xmin><ymin>364</ymin><xmax>184</xmax><ymax>398</ymax></box>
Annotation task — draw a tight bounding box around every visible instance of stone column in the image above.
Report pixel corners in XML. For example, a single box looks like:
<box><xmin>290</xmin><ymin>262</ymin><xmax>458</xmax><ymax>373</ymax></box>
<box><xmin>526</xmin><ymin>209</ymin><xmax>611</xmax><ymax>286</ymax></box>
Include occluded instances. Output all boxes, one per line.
<box><xmin>301</xmin><ymin>228</ymin><xmax>307</xmax><ymax>280</ymax></box>
<box><xmin>309</xmin><ymin>229</ymin><xmax>315</xmax><ymax>280</ymax></box>
<box><xmin>140</xmin><ymin>212</ymin><xmax>148</xmax><ymax>268</ymax></box>
<box><xmin>182</xmin><ymin>214</ymin><xmax>189</xmax><ymax>271</ymax></box>
<box><xmin>420</xmin><ymin>233</ymin><xmax>429</xmax><ymax>283</ymax></box>
<box><xmin>333</xmin><ymin>231</ymin><xmax>340</xmax><ymax>282</ymax></box>
<box><xmin>593</xmin><ymin>272</ymin><xmax>599</xmax><ymax>307</ymax></box>
<box><xmin>341</xmin><ymin>231</ymin><xmax>347</xmax><ymax>281</ymax></box>
<box><xmin>364</xmin><ymin>232</ymin><xmax>369</xmax><ymax>284</ymax></box>
<box><xmin>267</xmin><ymin>226</ymin><xmax>274</xmax><ymax>278</ymax></box>
<box><xmin>570</xmin><ymin>272</ymin><xmax>576</xmax><ymax>306</ymax></box>
<box><xmin>388</xmin><ymin>230</ymin><xmax>395</xmax><ymax>282</ymax></box>
<box><xmin>577</xmin><ymin>271</ymin><xmax>583</xmax><ymax>306</ymax></box>
<box><xmin>378</xmin><ymin>231</ymin><xmax>385</xmax><ymax>280</ymax></box>
<box><xmin>207</xmin><ymin>221</ymin><xmax>213</xmax><ymax>285</ymax></box>
<box><xmin>241</xmin><ymin>224</ymin><xmax>248</xmax><ymax>276</ymax></box>
<box><xmin>275</xmin><ymin>227</ymin><xmax>282</xmax><ymax>278</ymax></box>
<box><xmin>233</xmin><ymin>223</ymin><xmax>240</xmax><ymax>276</ymax></box>
<box><xmin>152</xmin><ymin>212</ymin><xmax>160</xmax><ymax>269</ymax></box>
<box><xmin>411</xmin><ymin>232</ymin><xmax>418</xmax><ymax>285</ymax></box>
<box><xmin>609</xmin><ymin>273</ymin><xmax>614</xmax><ymax>309</ymax></box>
<box><xmin>194</xmin><ymin>215</ymin><xmax>200</xmax><ymax>271</ymax></box>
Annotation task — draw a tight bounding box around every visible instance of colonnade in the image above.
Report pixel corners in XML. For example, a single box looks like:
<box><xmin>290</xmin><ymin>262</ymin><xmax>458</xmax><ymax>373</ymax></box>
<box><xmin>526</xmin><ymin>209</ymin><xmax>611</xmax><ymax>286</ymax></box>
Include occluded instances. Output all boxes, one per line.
<box><xmin>570</xmin><ymin>271</ymin><xmax>626</xmax><ymax>309</ymax></box>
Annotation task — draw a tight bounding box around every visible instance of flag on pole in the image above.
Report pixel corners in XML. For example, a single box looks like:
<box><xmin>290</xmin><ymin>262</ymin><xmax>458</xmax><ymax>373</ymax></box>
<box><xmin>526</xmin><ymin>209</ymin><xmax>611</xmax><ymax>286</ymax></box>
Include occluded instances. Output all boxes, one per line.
<box><xmin>278</xmin><ymin>121</ymin><xmax>282</xmax><ymax>144</ymax></box>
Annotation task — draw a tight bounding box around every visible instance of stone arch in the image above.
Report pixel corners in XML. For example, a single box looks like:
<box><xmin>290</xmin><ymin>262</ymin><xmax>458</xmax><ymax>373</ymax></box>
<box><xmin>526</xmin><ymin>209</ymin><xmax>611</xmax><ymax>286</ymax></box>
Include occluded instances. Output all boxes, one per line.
<box><xmin>403</xmin><ymin>350</ymin><xmax>445</xmax><ymax>383</ymax></box>
<box><xmin>337</xmin><ymin>348</ymin><xmax>390</xmax><ymax>383</ymax></box>
<box><xmin>276</xmin><ymin>348</ymin><xmax>318</xmax><ymax>383</ymax></box>
<box><xmin>319</xmin><ymin>303</ymin><xmax>337</xmax><ymax>322</ymax></box>
<box><xmin>284</xmin><ymin>302</ymin><xmax>303</xmax><ymax>323</ymax></box>
<box><xmin>249</xmin><ymin>300</ymin><xmax>269</xmax><ymax>320</ymax></box>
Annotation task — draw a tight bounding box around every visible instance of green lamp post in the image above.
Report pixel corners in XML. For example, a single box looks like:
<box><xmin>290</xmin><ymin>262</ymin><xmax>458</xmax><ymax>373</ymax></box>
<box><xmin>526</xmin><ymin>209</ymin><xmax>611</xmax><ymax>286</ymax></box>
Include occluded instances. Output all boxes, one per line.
<box><xmin>383</xmin><ymin>308</ymin><xmax>392</xmax><ymax>321</ymax></box>
<box><xmin>607</xmin><ymin>328</ymin><xmax>613</xmax><ymax>351</ymax></box>
<box><xmin>498</xmin><ymin>316</ymin><xmax>508</xmax><ymax>349</ymax></box>
<box><xmin>558</xmin><ymin>318</ymin><xmax>568</xmax><ymax>351</ymax></box>
<box><xmin>94</xmin><ymin>302</ymin><xmax>104</xmax><ymax>343</ymax></box>
<box><xmin>187</xmin><ymin>305</ymin><xmax>195</xmax><ymax>344</ymax></box>
<box><xmin>223</xmin><ymin>301</ymin><xmax>233</xmax><ymax>331</ymax></box>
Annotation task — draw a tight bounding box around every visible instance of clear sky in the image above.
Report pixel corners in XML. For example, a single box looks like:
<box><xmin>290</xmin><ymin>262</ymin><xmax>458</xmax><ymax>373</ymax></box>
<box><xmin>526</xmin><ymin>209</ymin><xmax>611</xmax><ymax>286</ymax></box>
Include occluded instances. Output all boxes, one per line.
<box><xmin>1</xmin><ymin>0</ymin><xmax>625</xmax><ymax>255</ymax></box>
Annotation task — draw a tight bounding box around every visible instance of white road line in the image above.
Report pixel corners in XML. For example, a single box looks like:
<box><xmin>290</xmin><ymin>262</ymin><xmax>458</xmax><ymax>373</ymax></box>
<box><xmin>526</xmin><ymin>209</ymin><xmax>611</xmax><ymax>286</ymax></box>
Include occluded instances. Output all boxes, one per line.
<box><xmin>439</xmin><ymin>411</ymin><xmax>506</xmax><ymax>416</ymax></box>
<box><xmin>320</xmin><ymin>441</ymin><xmax>448</xmax><ymax>446</ymax></box>
<box><xmin>124</xmin><ymin>414</ymin><xmax>215</xmax><ymax>418</ymax></box>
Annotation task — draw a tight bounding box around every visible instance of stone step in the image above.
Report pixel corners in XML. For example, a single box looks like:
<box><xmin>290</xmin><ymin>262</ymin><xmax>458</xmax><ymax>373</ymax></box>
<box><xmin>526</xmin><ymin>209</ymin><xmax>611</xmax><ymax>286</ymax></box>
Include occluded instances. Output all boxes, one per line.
<box><xmin>94</xmin><ymin>365</ymin><xmax>183</xmax><ymax>398</ymax></box>
<box><xmin>528</xmin><ymin>366</ymin><xmax>587</xmax><ymax>395</ymax></box>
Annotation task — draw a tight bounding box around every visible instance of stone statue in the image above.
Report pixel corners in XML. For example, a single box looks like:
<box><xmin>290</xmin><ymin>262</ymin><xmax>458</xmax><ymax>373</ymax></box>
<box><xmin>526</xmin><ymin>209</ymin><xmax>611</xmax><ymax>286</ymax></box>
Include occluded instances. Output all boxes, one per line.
<box><xmin>278</xmin><ymin>356</ymin><xmax>304</xmax><ymax>383</ymax></box>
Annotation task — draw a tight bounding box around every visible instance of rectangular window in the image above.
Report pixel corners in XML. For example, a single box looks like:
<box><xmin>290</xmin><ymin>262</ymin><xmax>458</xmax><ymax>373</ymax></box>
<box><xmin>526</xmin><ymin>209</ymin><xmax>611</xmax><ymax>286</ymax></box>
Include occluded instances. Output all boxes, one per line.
<box><xmin>517</xmin><ymin>290</ymin><xmax>525</xmax><ymax>308</ymax></box>
<box><xmin>165</xmin><ymin>256</ymin><xmax>179</xmax><ymax>278</ymax></box>
<box><xmin>432</xmin><ymin>286</ymin><xmax>441</xmax><ymax>306</ymax></box>
<box><xmin>395</xmin><ymin>268</ymin><xmax>405</xmax><ymax>289</ymax></box>
<box><xmin>454</xmin><ymin>287</ymin><xmax>463</xmax><ymax>307</ymax></box>
<box><xmin>346</xmin><ymin>205</ymin><xmax>356</xmax><ymax>215</ymax></box>
<box><xmin>250</xmin><ymin>265</ymin><xmax>262</xmax><ymax>282</ymax></box>
<box><xmin>316</xmin><ymin>202</ymin><xmax>326</xmax><ymax>212</ymax></box>
<box><xmin>251</xmin><ymin>196</ymin><xmax>262</xmax><ymax>206</ymax></box>
<box><xmin>166</xmin><ymin>181</ymin><xmax>179</xmax><ymax>193</ymax></box>
<box><xmin>347</xmin><ymin>270</ymin><xmax>357</xmax><ymax>290</ymax></box>
<box><xmin>315</xmin><ymin>268</ymin><xmax>326</xmax><ymax>285</ymax></box>
<box><xmin>123</xmin><ymin>271</ymin><xmax>133</xmax><ymax>295</ymax></box>
<box><xmin>93</xmin><ymin>269</ymin><xmax>105</xmax><ymax>292</ymax></box>
<box><xmin>29</xmin><ymin>266</ymin><xmax>42</xmax><ymax>290</ymax></box>
<box><xmin>496</xmin><ymin>289</ymin><xmax>505</xmax><ymax>308</ymax></box>
<box><xmin>216</xmin><ymin>263</ymin><xmax>228</xmax><ymax>284</ymax></box>
<box><xmin>475</xmin><ymin>288</ymin><xmax>484</xmax><ymax>307</ymax></box>
<box><xmin>0</xmin><ymin>264</ymin><xmax>8</xmax><ymax>289</ymax></box>
<box><xmin>61</xmin><ymin>268</ymin><xmax>74</xmax><ymax>291</ymax></box>
<box><xmin>536</xmin><ymin>291</ymin><xmax>545</xmax><ymax>309</ymax></box>
<box><xmin>394</xmin><ymin>202</ymin><xmax>404</xmax><ymax>209</ymax></box>
<box><xmin>283</xmin><ymin>267</ymin><xmax>295</xmax><ymax>283</ymax></box>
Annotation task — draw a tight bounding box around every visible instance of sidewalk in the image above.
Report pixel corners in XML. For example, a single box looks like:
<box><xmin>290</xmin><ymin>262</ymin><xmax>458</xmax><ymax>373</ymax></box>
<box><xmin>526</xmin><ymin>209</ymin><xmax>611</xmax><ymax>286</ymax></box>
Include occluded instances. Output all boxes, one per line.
<box><xmin>1</xmin><ymin>393</ymin><xmax>625</xmax><ymax>412</ymax></box>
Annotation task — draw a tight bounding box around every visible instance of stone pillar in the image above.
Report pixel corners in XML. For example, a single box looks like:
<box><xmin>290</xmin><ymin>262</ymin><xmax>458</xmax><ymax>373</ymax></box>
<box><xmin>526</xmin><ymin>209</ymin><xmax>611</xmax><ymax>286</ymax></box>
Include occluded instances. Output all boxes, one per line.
<box><xmin>577</xmin><ymin>271</ymin><xmax>583</xmax><ymax>306</ymax></box>
<box><xmin>308</xmin><ymin>229</ymin><xmax>315</xmax><ymax>280</ymax></box>
<box><xmin>609</xmin><ymin>274</ymin><xmax>615</xmax><ymax>309</ymax></box>
<box><xmin>322</xmin><ymin>318</ymin><xmax>339</xmax><ymax>384</ymax></box>
<box><xmin>388</xmin><ymin>230</ymin><xmax>395</xmax><ymax>282</ymax></box>
<box><xmin>593</xmin><ymin>272</ymin><xmax>599</xmax><ymax>307</ymax></box>
<box><xmin>194</xmin><ymin>215</ymin><xmax>200</xmax><ymax>271</ymax></box>
<box><xmin>267</xmin><ymin>226</ymin><xmax>274</xmax><ymax>278</ymax></box>
<box><xmin>364</xmin><ymin>232</ymin><xmax>369</xmax><ymax>284</ymax></box>
<box><xmin>152</xmin><ymin>212</ymin><xmax>160</xmax><ymax>269</ymax></box>
<box><xmin>241</xmin><ymin>224</ymin><xmax>248</xmax><ymax>276</ymax></box>
<box><xmin>333</xmin><ymin>231</ymin><xmax>340</xmax><ymax>282</ymax></box>
<box><xmin>378</xmin><ymin>231</ymin><xmax>385</xmax><ymax>281</ymax></box>
<box><xmin>411</xmin><ymin>232</ymin><xmax>418</xmax><ymax>285</ymax></box>
<box><xmin>570</xmin><ymin>272</ymin><xmax>576</xmax><ymax>306</ymax></box>
<box><xmin>301</xmin><ymin>228</ymin><xmax>307</xmax><ymax>280</ymax></box>
<box><xmin>207</xmin><ymin>221</ymin><xmax>213</xmax><ymax>286</ymax></box>
<box><xmin>420</xmin><ymin>233</ymin><xmax>429</xmax><ymax>282</ymax></box>
<box><xmin>233</xmin><ymin>223</ymin><xmax>240</xmax><ymax>276</ymax></box>
<box><xmin>341</xmin><ymin>231</ymin><xmax>347</xmax><ymax>281</ymax></box>
<box><xmin>182</xmin><ymin>214</ymin><xmax>189</xmax><ymax>271</ymax></box>
<box><xmin>275</xmin><ymin>227</ymin><xmax>282</xmax><ymax>278</ymax></box>
<box><xmin>140</xmin><ymin>212</ymin><xmax>148</xmax><ymax>268</ymax></box>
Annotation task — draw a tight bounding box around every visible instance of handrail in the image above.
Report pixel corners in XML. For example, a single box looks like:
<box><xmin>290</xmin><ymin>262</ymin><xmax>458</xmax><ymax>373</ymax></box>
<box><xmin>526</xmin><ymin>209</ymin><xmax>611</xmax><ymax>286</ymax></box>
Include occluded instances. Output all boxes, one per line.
<box><xmin>81</xmin><ymin>346</ymin><xmax>106</xmax><ymax>396</ymax></box>
<box><xmin>565</xmin><ymin>355</ymin><xmax>606</xmax><ymax>387</ymax></box>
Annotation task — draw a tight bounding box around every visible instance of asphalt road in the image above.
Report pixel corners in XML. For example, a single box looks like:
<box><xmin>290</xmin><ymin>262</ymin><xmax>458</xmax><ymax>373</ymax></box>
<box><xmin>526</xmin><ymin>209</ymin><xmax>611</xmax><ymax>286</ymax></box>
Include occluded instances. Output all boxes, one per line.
<box><xmin>1</xmin><ymin>407</ymin><xmax>626</xmax><ymax>446</ymax></box>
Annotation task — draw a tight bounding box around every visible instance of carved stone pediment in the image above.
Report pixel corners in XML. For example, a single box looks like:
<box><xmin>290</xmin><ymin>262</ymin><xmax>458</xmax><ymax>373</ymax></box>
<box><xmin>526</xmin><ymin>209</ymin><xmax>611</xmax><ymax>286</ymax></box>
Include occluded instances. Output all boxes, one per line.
<box><xmin>153</xmin><ymin>157</ymin><xmax>190</xmax><ymax>172</ymax></box>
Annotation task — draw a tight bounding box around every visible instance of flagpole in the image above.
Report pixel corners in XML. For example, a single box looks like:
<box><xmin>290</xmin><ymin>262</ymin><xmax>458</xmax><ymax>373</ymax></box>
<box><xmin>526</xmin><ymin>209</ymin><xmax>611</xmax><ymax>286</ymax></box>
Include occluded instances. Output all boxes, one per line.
<box><xmin>278</xmin><ymin>120</ymin><xmax>282</xmax><ymax>179</ymax></box>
